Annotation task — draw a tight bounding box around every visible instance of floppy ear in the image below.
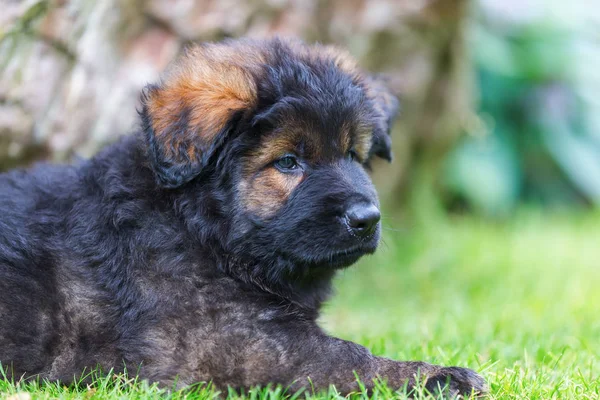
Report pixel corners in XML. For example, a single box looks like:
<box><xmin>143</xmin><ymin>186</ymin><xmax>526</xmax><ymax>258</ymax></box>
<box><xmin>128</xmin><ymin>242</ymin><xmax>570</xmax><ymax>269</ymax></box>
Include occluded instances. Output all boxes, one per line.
<box><xmin>365</xmin><ymin>75</ymin><xmax>399</xmax><ymax>162</ymax></box>
<box><xmin>140</xmin><ymin>45</ymin><xmax>259</xmax><ymax>188</ymax></box>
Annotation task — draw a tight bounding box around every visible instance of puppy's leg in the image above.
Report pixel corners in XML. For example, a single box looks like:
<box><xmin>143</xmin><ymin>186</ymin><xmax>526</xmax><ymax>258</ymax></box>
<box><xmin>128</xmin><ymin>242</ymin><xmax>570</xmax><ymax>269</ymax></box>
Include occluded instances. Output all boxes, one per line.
<box><xmin>280</xmin><ymin>333</ymin><xmax>487</xmax><ymax>396</ymax></box>
<box><xmin>133</xmin><ymin>303</ymin><xmax>486</xmax><ymax>396</ymax></box>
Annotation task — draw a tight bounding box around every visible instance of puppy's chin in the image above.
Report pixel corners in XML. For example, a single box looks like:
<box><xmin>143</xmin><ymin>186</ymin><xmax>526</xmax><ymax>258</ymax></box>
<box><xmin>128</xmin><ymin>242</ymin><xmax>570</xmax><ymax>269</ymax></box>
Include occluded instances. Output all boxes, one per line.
<box><xmin>299</xmin><ymin>235</ymin><xmax>380</xmax><ymax>270</ymax></box>
<box><xmin>319</xmin><ymin>248</ymin><xmax>369</xmax><ymax>269</ymax></box>
<box><xmin>321</xmin><ymin>244</ymin><xmax>378</xmax><ymax>269</ymax></box>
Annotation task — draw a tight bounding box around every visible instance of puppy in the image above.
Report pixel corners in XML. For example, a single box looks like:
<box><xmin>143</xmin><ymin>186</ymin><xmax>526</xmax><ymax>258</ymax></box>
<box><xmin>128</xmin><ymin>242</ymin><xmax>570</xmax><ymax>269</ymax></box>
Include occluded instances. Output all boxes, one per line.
<box><xmin>0</xmin><ymin>38</ymin><xmax>486</xmax><ymax>396</ymax></box>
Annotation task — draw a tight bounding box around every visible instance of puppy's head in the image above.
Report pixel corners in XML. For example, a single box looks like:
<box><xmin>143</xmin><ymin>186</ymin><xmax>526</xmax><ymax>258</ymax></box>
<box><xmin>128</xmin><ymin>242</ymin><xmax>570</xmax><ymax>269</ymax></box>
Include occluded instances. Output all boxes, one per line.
<box><xmin>141</xmin><ymin>38</ymin><xmax>398</xmax><ymax>273</ymax></box>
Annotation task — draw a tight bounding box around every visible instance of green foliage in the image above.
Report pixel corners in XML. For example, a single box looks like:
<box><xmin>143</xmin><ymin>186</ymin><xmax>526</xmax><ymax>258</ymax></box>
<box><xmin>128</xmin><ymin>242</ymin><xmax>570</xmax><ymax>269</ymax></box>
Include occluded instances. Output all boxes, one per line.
<box><xmin>2</xmin><ymin>211</ymin><xmax>599</xmax><ymax>398</ymax></box>
<box><xmin>443</xmin><ymin>7</ymin><xmax>600</xmax><ymax>215</ymax></box>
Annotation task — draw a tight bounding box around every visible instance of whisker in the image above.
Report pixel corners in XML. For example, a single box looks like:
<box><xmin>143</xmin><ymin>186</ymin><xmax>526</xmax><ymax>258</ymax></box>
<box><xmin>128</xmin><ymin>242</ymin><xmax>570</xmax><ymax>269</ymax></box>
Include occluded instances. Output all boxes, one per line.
<box><xmin>380</xmin><ymin>237</ymin><xmax>390</xmax><ymax>250</ymax></box>
<box><xmin>382</xmin><ymin>229</ymin><xmax>407</xmax><ymax>235</ymax></box>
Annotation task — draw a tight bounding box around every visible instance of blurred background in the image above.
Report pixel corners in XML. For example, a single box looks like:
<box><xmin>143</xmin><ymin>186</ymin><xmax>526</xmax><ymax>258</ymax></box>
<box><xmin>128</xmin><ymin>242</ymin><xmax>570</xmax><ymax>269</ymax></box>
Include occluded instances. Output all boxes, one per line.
<box><xmin>2</xmin><ymin>2</ymin><xmax>600</xmax><ymax>396</ymax></box>
<box><xmin>1</xmin><ymin>0</ymin><xmax>599</xmax><ymax>220</ymax></box>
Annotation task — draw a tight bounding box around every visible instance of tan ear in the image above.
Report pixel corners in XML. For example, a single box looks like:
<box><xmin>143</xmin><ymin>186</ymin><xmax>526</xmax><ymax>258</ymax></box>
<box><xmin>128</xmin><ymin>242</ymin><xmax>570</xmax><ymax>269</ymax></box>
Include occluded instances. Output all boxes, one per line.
<box><xmin>141</xmin><ymin>43</ymin><xmax>262</xmax><ymax>188</ymax></box>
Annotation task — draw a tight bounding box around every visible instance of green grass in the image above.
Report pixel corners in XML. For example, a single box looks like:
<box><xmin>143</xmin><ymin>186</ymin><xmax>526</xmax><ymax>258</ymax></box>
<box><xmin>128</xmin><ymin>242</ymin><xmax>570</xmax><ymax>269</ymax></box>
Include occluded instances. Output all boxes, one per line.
<box><xmin>2</xmin><ymin>210</ymin><xmax>600</xmax><ymax>399</ymax></box>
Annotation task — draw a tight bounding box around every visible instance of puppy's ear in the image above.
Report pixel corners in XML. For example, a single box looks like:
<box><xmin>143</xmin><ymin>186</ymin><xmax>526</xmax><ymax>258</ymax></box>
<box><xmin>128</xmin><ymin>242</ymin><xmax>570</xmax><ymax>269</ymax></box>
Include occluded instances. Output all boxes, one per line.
<box><xmin>365</xmin><ymin>75</ymin><xmax>399</xmax><ymax>162</ymax></box>
<box><xmin>140</xmin><ymin>45</ymin><xmax>259</xmax><ymax>188</ymax></box>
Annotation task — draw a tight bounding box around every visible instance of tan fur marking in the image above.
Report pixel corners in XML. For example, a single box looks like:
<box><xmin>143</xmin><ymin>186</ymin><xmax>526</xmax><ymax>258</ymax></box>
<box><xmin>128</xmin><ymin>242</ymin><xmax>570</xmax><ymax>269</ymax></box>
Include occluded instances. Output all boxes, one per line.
<box><xmin>340</xmin><ymin>121</ymin><xmax>352</xmax><ymax>154</ymax></box>
<box><xmin>147</xmin><ymin>41</ymin><xmax>267</xmax><ymax>158</ymax></box>
<box><xmin>240</xmin><ymin>130</ymin><xmax>304</xmax><ymax>218</ymax></box>
<box><xmin>339</xmin><ymin>119</ymin><xmax>371</xmax><ymax>163</ymax></box>
<box><xmin>354</xmin><ymin>121</ymin><xmax>374</xmax><ymax>161</ymax></box>
<box><xmin>186</xmin><ymin>144</ymin><xmax>198</xmax><ymax>162</ymax></box>
<box><xmin>242</xmin><ymin>168</ymin><xmax>303</xmax><ymax>218</ymax></box>
<box><xmin>245</xmin><ymin>134</ymin><xmax>298</xmax><ymax>173</ymax></box>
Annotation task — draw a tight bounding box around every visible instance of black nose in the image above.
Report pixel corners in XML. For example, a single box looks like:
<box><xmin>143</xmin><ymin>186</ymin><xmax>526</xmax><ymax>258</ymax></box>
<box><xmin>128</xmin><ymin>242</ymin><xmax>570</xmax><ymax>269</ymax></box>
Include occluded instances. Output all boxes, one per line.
<box><xmin>344</xmin><ymin>203</ymin><xmax>381</xmax><ymax>237</ymax></box>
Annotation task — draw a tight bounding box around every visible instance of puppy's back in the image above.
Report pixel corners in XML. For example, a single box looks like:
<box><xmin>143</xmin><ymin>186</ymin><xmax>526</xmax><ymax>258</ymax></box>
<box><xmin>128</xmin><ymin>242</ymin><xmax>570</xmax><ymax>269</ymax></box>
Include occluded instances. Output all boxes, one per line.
<box><xmin>0</xmin><ymin>161</ymin><xmax>97</xmax><ymax>378</ymax></box>
<box><xmin>0</xmin><ymin>162</ymin><xmax>81</xmax><ymax>251</ymax></box>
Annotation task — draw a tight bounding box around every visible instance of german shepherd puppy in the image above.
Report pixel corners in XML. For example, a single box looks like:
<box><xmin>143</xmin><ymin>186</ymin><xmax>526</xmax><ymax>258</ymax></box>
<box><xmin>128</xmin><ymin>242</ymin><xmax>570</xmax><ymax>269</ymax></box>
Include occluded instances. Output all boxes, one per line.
<box><xmin>0</xmin><ymin>38</ymin><xmax>486</xmax><ymax>396</ymax></box>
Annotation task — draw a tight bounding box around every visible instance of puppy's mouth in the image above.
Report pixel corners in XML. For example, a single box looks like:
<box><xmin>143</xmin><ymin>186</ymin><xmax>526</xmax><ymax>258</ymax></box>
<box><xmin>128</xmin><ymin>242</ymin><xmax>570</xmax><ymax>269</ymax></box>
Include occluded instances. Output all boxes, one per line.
<box><xmin>314</xmin><ymin>245</ymin><xmax>377</xmax><ymax>269</ymax></box>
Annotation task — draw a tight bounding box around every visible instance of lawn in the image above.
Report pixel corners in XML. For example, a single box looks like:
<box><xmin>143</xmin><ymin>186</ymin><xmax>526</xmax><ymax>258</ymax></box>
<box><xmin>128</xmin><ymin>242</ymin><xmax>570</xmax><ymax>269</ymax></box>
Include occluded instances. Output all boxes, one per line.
<box><xmin>2</xmin><ymin>210</ymin><xmax>599</xmax><ymax>399</ymax></box>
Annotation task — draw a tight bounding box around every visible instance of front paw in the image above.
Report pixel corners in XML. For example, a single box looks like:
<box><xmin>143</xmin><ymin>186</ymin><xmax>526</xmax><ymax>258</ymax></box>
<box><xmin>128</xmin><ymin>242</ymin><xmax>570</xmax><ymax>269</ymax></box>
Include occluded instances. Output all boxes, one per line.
<box><xmin>424</xmin><ymin>367</ymin><xmax>487</xmax><ymax>398</ymax></box>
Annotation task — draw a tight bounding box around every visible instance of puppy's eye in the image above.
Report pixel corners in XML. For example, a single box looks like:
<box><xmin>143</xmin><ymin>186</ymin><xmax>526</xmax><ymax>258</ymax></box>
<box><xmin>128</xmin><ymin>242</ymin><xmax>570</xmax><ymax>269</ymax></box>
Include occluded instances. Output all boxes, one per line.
<box><xmin>275</xmin><ymin>156</ymin><xmax>299</xmax><ymax>171</ymax></box>
<box><xmin>346</xmin><ymin>150</ymin><xmax>359</xmax><ymax>162</ymax></box>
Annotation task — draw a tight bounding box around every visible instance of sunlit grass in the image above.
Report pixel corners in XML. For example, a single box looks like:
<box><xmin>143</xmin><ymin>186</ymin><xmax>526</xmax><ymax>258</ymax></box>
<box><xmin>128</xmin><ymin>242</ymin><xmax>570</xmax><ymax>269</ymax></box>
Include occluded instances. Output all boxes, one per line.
<box><xmin>2</xmin><ymin>210</ymin><xmax>599</xmax><ymax>399</ymax></box>
<box><xmin>325</xmin><ymin>209</ymin><xmax>600</xmax><ymax>399</ymax></box>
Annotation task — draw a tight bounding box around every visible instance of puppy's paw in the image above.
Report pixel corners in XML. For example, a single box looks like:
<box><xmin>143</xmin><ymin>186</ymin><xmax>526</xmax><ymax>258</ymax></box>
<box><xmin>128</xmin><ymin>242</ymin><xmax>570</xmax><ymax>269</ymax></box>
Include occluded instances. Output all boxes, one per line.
<box><xmin>425</xmin><ymin>366</ymin><xmax>487</xmax><ymax>398</ymax></box>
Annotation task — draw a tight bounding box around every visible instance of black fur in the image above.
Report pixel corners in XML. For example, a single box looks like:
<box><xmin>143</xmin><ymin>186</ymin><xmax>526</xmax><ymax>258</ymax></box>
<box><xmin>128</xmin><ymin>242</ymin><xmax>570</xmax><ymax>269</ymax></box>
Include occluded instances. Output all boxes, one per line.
<box><xmin>0</xmin><ymin>38</ymin><xmax>485</xmax><ymax>396</ymax></box>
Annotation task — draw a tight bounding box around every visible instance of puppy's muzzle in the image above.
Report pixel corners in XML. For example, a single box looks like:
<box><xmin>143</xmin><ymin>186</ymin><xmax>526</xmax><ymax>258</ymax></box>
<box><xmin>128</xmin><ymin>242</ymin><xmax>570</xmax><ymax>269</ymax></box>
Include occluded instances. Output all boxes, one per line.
<box><xmin>344</xmin><ymin>202</ymin><xmax>380</xmax><ymax>238</ymax></box>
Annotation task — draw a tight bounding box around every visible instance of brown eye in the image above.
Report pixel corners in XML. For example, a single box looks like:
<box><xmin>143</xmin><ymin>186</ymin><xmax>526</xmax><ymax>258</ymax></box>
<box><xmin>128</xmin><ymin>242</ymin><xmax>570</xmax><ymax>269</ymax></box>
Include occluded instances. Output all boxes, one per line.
<box><xmin>275</xmin><ymin>156</ymin><xmax>298</xmax><ymax>171</ymax></box>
